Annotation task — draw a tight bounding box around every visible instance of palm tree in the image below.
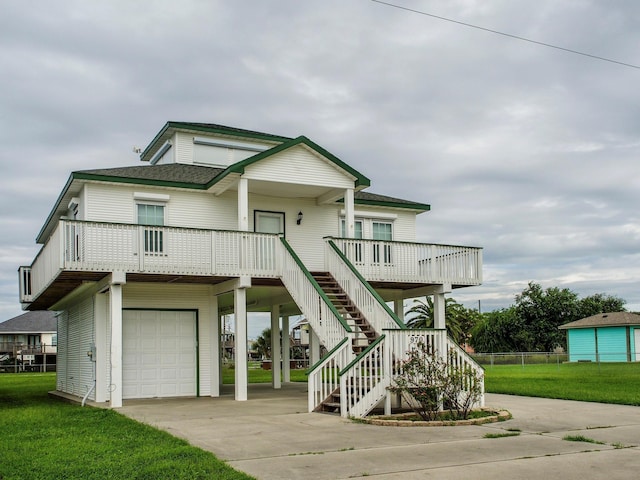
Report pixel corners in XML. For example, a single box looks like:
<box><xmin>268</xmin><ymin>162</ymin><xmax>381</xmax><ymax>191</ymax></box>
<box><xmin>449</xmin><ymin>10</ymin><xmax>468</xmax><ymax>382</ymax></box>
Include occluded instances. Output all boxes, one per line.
<box><xmin>251</xmin><ymin>327</ymin><xmax>271</xmax><ymax>359</ymax></box>
<box><xmin>405</xmin><ymin>297</ymin><xmax>464</xmax><ymax>343</ymax></box>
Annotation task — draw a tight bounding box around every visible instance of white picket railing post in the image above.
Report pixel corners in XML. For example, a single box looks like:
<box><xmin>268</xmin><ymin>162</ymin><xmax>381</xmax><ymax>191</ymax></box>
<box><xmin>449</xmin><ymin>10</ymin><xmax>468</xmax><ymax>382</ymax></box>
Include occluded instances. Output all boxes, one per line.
<box><xmin>330</xmin><ymin>237</ymin><xmax>482</xmax><ymax>286</ymax></box>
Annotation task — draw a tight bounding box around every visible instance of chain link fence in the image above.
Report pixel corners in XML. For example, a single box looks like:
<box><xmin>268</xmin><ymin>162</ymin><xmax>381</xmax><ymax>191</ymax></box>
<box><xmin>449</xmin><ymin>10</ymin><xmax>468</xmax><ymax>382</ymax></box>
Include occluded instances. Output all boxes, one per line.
<box><xmin>472</xmin><ymin>351</ymin><xmax>637</xmax><ymax>366</ymax></box>
<box><xmin>472</xmin><ymin>352</ymin><xmax>567</xmax><ymax>367</ymax></box>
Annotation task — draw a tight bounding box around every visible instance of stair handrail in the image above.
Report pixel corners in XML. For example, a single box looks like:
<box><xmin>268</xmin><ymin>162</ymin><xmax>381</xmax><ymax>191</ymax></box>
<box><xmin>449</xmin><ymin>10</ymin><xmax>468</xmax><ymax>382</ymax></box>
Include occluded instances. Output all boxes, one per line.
<box><xmin>338</xmin><ymin>334</ymin><xmax>388</xmax><ymax>418</ymax></box>
<box><xmin>279</xmin><ymin>238</ymin><xmax>352</xmax><ymax>351</ymax></box>
<box><xmin>445</xmin><ymin>336</ymin><xmax>485</xmax><ymax>408</ymax></box>
<box><xmin>325</xmin><ymin>238</ymin><xmax>405</xmax><ymax>334</ymax></box>
<box><xmin>306</xmin><ymin>338</ymin><xmax>353</xmax><ymax>412</ymax></box>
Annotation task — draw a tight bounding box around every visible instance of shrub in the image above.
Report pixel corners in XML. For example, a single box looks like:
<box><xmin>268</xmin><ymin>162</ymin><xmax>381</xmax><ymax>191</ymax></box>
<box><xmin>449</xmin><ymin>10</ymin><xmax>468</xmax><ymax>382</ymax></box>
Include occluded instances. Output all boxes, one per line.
<box><xmin>388</xmin><ymin>341</ymin><xmax>483</xmax><ymax>420</ymax></box>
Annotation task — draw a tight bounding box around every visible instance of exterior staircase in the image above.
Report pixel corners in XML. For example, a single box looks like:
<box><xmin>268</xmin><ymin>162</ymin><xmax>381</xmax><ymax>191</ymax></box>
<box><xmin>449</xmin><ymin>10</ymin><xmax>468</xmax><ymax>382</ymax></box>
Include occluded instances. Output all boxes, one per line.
<box><xmin>280</xmin><ymin>238</ymin><xmax>484</xmax><ymax>418</ymax></box>
<box><xmin>310</xmin><ymin>272</ymin><xmax>379</xmax><ymax>414</ymax></box>
<box><xmin>311</xmin><ymin>272</ymin><xmax>378</xmax><ymax>354</ymax></box>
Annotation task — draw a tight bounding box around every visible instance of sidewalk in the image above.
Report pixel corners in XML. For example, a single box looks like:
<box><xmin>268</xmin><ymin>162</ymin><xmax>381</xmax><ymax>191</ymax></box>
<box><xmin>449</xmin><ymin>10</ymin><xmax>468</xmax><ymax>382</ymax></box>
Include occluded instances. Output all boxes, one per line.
<box><xmin>119</xmin><ymin>384</ymin><xmax>640</xmax><ymax>479</ymax></box>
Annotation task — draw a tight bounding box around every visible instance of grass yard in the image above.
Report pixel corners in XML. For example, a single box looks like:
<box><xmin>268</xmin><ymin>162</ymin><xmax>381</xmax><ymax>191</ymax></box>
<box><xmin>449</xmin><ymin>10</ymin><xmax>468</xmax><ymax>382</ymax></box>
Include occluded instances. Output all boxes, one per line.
<box><xmin>0</xmin><ymin>373</ymin><xmax>254</xmax><ymax>480</ymax></box>
<box><xmin>221</xmin><ymin>364</ymin><xmax>308</xmax><ymax>384</ymax></box>
<box><xmin>484</xmin><ymin>362</ymin><xmax>640</xmax><ymax>405</ymax></box>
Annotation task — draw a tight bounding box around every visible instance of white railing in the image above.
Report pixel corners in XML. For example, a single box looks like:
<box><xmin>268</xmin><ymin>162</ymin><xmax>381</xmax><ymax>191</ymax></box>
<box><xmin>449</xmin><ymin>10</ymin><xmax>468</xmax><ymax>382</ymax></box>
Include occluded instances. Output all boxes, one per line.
<box><xmin>335</xmin><ymin>329</ymin><xmax>484</xmax><ymax>418</ymax></box>
<box><xmin>446</xmin><ymin>336</ymin><xmax>485</xmax><ymax>408</ymax></box>
<box><xmin>20</xmin><ymin>220</ymin><xmax>281</xmax><ymax>303</ymax></box>
<box><xmin>0</xmin><ymin>343</ymin><xmax>57</xmax><ymax>355</ymax></box>
<box><xmin>331</xmin><ymin>238</ymin><xmax>482</xmax><ymax>286</ymax></box>
<box><xmin>307</xmin><ymin>338</ymin><xmax>353</xmax><ymax>413</ymax></box>
<box><xmin>385</xmin><ymin>329</ymin><xmax>448</xmax><ymax>376</ymax></box>
<box><xmin>279</xmin><ymin>238</ymin><xmax>352</xmax><ymax>351</ymax></box>
<box><xmin>21</xmin><ymin>222</ymin><xmax>64</xmax><ymax>304</ymax></box>
<box><xmin>325</xmin><ymin>239</ymin><xmax>404</xmax><ymax>335</ymax></box>
<box><xmin>18</xmin><ymin>266</ymin><xmax>33</xmax><ymax>303</ymax></box>
<box><xmin>339</xmin><ymin>335</ymin><xmax>388</xmax><ymax>418</ymax></box>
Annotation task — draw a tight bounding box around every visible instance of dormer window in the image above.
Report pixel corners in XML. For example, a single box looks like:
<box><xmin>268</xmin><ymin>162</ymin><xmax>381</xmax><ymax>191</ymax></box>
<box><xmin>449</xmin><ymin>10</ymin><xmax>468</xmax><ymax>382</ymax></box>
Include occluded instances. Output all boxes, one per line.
<box><xmin>192</xmin><ymin>136</ymin><xmax>267</xmax><ymax>167</ymax></box>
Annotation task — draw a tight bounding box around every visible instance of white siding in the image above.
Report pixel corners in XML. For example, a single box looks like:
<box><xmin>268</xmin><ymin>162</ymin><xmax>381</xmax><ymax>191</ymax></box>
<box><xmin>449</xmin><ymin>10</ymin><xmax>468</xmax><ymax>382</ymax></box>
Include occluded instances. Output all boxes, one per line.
<box><xmin>85</xmin><ymin>183</ymin><xmax>137</xmax><ymax>224</ymax></box>
<box><xmin>84</xmin><ymin>183</ymin><xmax>238</xmax><ymax>231</ymax></box>
<box><xmin>56</xmin><ymin>314</ymin><xmax>67</xmax><ymax>392</ymax></box>
<box><xmin>244</xmin><ymin>145</ymin><xmax>355</xmax><ymax>189</ymax></box>
<box><xmin>174</xmin><ymin>132</ymin><xmax>193</xmax><ymax>165</ymax></box>
<box><xmin>248</xmin><ymin>195</ymin><xmax>340</xmax><ymax>270</ymax></box>
<box><xmin>122</xmin><ymin>283</ymin><xmax>216</xmax><ymax>396</ymax></box>
<box><xmin>82</xmin><ymin>176</ymin><xmax>417</xmax><ymax>271</ymax></box>
<box><xmin>56</xmin><ymin>297</ymin><xmax>94</xmax><ymax>399</ymax></box>
<box><xmin>169</xmin><ymin>190</ymin><xmax>237</xmax><ymax>231</ymax></box>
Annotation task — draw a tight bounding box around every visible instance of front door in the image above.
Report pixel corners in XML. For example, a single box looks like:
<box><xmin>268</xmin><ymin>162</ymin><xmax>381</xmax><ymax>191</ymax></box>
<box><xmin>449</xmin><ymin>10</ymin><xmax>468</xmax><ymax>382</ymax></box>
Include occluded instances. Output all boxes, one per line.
<box><xmin>254</xmin><ymin>211</ymin><xmax>285</xmax><ymax>270</ymax></box>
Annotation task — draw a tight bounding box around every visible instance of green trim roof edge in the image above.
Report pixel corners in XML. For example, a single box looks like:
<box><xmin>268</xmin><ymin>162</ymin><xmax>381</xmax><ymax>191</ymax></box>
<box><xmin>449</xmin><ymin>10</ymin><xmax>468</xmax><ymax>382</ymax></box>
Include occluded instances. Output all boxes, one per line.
<box><xmin>211</xmin><ymin>135</ymin><xmax>371</xmax><ymax>189</ymax></box>
<box><xmin>36</xmin><ymin>174</ymin><xmax>75</xmax><ymax>244</ymax></box>
<box><xmin>352</xmin><ymin>197</ymin><xmax>431</xmax><ymax>211</ymax></box>
<box><xmin>72</xmin><ymin>171</ymin><xmax>207</xmax><ymax>190</ymax></box>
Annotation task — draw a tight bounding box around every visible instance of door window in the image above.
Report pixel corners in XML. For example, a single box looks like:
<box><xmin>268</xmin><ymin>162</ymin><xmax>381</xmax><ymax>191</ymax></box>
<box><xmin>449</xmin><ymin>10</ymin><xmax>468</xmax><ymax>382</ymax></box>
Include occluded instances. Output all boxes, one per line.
<box><xmin>255</xmin><ymin>211</ymin><xmax>285</xmax><ymax>234</ymax></box>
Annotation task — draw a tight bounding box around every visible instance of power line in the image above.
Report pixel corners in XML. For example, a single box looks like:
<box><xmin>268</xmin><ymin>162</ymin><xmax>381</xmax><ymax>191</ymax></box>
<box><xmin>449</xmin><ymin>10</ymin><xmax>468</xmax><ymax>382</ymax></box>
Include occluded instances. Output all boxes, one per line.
<box><xmin>371</xmin><ymin>0</ymin><xmax>640</xmax><ymax>70</ymax></box>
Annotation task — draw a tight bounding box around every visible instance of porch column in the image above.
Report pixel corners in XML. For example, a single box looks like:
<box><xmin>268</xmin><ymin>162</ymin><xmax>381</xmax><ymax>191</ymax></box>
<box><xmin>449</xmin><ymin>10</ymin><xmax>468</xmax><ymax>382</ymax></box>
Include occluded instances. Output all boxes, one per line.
<box><xmin>237</xmin><ymin>177</ymin><xmax>249</xmax><ymax>231</ymax></box>
<box><xmin>209</xmin><ymin>291</ymin><xmax>220</xmax><ymax>397</ymax></box>
<box><xmin>433</xmin><ymin>291</ymin><xmax>447</xmax><ymax>358</ymax></box>
<box><xmin>271</xmin><ymin>306</ymin><xmax>281</xmax><ymax>389</ymax></box>
<box><xmin>94</xmin><ymin>292</ymin><xmax>108</xmax><ymax>402</ymax></box>
<box><xmin>282</xmin><ymin>315</ymin><xmax>291</xmax><ymax>383</ymax></box>
<box><xmin>309</xmin><ymin>328</ymin><xmax>321</xmax><ymax>366</ymax></box>
<box><xmin>109</xmin><ymin>271</ymin><xmax>126</xmax><ymax>408</ymax></box>
<box><xmin>394</xmin><ymin>299</ymin><xmax>404</xmax><ymax>323</ymax></box>
<box><xmin>433</xmin><ymin>293</ymin><xmax>446</xmax><ymax>330</ymax></box>
<box><xmin>234</xmin><ymin>287</ymin><xmax>248</xmax><ymax>401</ymax></box>
<box><xmin>344</xmin><ymin>187</ymin><xmax>355</xmax><ymax>238</ymax></box>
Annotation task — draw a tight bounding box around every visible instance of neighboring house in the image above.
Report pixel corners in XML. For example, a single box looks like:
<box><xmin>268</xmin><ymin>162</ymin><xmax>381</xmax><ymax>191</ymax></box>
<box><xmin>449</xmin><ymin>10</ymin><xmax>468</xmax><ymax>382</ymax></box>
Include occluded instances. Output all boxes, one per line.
<box><xmin>559</xmin><ymin>312</ymin><xmax>640</xmax><ymax>362</ymax></box>
<box><xmin>0</xmin><ymin>311</ymin><xmax>57</xmax><ymax>368</ymax></box>
<box><xmin>18</xmin><ymin>121</ymin><xmax>483</xmax><ymax>417</ymax></box>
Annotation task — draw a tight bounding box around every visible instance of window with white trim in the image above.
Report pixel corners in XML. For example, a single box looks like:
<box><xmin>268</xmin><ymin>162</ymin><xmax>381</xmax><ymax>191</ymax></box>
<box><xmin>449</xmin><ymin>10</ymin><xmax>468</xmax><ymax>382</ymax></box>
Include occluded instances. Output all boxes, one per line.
<box><xmin>372</xmin><ymin>221</ymin><xmax>393</xmax><ymax>264</ymax></box>
<box><xmin>137</xmin><ymin>204</ymin><xmax>165</xmax><ymax>254</ymax></box>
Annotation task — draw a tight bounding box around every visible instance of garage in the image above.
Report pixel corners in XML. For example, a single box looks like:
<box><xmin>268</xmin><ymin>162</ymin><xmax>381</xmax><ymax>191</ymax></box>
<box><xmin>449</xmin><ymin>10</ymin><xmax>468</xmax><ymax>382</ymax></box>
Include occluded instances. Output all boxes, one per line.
<box><xmin>122</xmin><ymin>310</ymin><xmax>198</xmax><ymax>399</ymax></box>
<box><xmin>559</xmin><ymin>312</ymin><xmax>640</xmax><ymax>363</ymax></box>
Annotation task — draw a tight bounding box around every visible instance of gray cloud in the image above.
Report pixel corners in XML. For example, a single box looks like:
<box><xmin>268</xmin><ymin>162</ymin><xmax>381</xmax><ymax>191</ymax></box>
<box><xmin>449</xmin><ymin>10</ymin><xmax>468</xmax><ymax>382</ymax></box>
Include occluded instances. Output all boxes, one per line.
<box><xmin>1</xmin><ymin>0</ymin><xmax>639</xmax><ymax>328</ymax></box>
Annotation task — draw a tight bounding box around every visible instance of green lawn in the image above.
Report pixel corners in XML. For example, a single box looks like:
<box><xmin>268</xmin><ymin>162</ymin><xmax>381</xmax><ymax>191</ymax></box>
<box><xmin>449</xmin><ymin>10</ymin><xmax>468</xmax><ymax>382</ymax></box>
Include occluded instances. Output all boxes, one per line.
<box><xmin>484</xmin><ymin>362</ymin><xmax>640</xmax><ymax>405</ymax></box>
<box><xmin>0</xmin><ymin>373</ymin><xmax>254</xmax><ymax>480</ymax></box>
<box><xmin>221</xmin><ymin>364</ymin><xmax>308</xmax><ymax>384</ymax></box>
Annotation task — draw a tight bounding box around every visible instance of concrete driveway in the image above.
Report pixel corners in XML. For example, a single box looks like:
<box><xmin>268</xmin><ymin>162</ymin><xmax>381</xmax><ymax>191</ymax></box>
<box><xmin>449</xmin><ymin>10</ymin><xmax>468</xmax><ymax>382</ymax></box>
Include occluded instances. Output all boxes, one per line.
<box><xmin>118</xmin><ymin>383</ymin><xmax>640</xmax><ymax>479</ymax></box>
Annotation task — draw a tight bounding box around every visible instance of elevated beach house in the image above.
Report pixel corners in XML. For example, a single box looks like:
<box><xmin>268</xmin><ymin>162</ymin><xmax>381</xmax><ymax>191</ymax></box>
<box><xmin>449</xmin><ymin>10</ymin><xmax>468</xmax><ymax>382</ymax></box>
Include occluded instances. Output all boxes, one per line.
<box><xmin>19</xmin><ymin>122</ymin><xmax>483</xmax><ymax>417</ymax></box>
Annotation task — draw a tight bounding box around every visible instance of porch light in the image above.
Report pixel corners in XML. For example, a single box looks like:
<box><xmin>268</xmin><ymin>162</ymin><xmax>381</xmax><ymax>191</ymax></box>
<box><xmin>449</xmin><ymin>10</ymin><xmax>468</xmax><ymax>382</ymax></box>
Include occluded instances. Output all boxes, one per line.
<box><xmin>297</xmin><ymin>211</ymin><xmax>303</xmax><ymax>225</ymax></box>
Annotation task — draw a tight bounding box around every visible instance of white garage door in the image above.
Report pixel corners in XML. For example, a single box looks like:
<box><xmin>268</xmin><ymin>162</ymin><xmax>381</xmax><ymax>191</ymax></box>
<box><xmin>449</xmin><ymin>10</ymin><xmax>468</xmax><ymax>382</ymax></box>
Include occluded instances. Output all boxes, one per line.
<box><xmin>122</xmin><ymin>310</ymin><xmax>197</xmax><ymax>399</ymax></box>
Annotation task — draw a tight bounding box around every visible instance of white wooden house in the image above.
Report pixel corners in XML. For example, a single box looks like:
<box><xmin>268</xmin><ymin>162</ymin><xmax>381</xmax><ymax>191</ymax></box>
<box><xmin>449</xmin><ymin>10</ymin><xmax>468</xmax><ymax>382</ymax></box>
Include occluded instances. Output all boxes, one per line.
<box><xmin>0</xmin><ymin>311</ymin><xmax>57</xmax><ymax>369</ymax></box>
<box><xmin>19</xmin><ymin>121</ymin><xmax>483</xmax><ymax>417</ymax></box>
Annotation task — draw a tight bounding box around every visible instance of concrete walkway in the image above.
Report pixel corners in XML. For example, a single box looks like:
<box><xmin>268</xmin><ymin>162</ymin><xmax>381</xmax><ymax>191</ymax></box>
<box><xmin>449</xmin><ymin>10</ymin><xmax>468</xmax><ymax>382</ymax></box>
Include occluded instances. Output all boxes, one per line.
<box><xmin>119</xmin><ymin>383</ymin><xmax>640</xmax><ymax>479</ymax></box>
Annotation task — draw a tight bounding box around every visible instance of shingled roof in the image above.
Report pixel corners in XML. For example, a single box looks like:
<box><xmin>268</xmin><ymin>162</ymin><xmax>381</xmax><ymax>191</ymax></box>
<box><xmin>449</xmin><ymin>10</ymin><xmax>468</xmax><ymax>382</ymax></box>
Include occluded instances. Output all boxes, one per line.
<box><xmin>77</xmin><ymin>164</ymin><xmax>225</xmax><ymax>187</ymax></box>
<box><xmin>73</xmin><ymin>164</ymin><xmax>429</xmax><ymax>211</ymax></box>
<box><xmin>558</xmin><ymin>312</ymin><xmax>640</xmax><ymax>330</ymax></box>
<box><xmin>0</xmin><ymin>311</ymin><xmax>57</xmax><ymax>333</ymax></box>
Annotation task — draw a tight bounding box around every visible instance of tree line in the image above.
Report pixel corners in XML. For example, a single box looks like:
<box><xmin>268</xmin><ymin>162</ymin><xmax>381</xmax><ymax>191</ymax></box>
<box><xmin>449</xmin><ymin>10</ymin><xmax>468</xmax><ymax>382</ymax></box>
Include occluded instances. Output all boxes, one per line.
<box><xmin>250</xmin><ymin>282</ymin><xmax>626</xmax><ymax>357</ymax></box>
<box><xmin>406</xmin><ymin>282</ymin><xmax>626</xmax><ymax>353</ymax></box>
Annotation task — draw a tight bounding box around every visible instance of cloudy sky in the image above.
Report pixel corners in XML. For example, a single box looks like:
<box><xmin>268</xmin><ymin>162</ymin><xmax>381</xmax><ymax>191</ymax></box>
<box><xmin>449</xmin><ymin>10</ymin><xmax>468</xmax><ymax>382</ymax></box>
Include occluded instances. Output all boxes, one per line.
<box><xmin>1</xmin><ymin>0</ymin><xmax>639</xmax><ymax>333</ymax></box>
